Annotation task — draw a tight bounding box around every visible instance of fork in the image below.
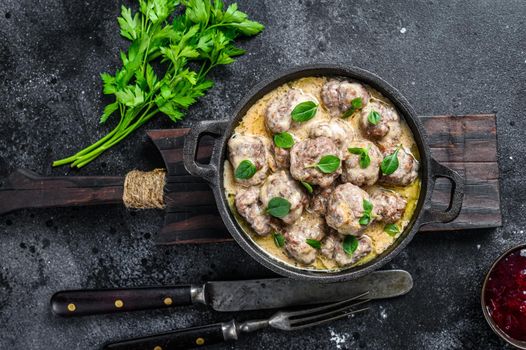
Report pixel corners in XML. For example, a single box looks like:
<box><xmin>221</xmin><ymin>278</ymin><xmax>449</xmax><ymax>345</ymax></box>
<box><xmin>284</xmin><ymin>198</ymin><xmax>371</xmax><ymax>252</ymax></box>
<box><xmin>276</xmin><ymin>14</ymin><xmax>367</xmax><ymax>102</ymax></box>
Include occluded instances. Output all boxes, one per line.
<box><xmin>104</xmin><ymin>291</ymin><xmax>370</xmax><ymax>350</ymax></box>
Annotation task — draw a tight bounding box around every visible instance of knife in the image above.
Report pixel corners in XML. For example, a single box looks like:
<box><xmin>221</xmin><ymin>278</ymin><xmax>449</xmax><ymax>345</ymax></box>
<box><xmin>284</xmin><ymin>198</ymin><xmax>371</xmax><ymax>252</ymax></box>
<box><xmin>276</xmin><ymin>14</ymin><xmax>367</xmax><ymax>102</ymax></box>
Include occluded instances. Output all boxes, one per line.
<box><xmin>51</xmin><ymin>270</ymin><xmax>412</xmax><ymax>317</ymax></box>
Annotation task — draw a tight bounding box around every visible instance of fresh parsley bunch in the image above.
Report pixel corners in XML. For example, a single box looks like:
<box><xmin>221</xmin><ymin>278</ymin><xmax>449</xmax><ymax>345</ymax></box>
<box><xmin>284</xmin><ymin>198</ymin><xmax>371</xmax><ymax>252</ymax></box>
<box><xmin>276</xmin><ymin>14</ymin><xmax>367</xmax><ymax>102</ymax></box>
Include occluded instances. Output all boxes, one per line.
<box><xmin>53</xmin><ymin>0</ymin><xmax>264</xmax><ymax>168</ymax></box>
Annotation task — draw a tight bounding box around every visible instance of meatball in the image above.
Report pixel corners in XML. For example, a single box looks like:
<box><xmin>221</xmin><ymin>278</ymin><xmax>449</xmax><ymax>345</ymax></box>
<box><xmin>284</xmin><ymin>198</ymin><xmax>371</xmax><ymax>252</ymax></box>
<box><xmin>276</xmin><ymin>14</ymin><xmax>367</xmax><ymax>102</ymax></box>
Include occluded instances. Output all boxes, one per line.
<box><xmin>272</xmin><ymin>133</ymin><xmax>298</xmax><ymax>169</ymax></box>
<box><xmin>342</xmin><ymin>140</ymin><xmax>382</xmax><ymax>187</ymax></box>
<box><xmin>260</xmin><ymin>170</ymin><xmax>307</xmax><ymax>224</ymax></box>
<box><xmin>265</xmin><ymin>89</ymin><xmax>319</xmax><ymax>134</ymax></box>
<box><xmin>284</xmin><ymin>214</ymin><xmax>326</xmax><ymax>265</ymax></box>
<box><xmin>321</xmin><ymin>79</ymin><xmax>370</xmax><ymax>117</ymax></box>
<box><xmin>325</xmin><ymin>183</ymin><xmax>372</xmax><ymax>235</ymax></box>
<box><xmin>228</xmin><ymin>134</ymin><xmax>271</xmax><ymax>186</ymax></box>
<box><xmin>360</xmin><ymin>101</ymin><xmax>400</xmax><ymax>139</ymax></box>
<box><xmin>380</xmin><ymin>147</ymin><xmax>419</xmax><ymax>186</ymax></box>
<box><xmin>273</xmin><ymin>145</ymin><xmax>290</xmax><ymax>169</ymax></box>
<box><xmin>235</xmin><ymin>187</ymin><xmax>271</xmax><ymax>236</ymax></box>
<box><xmin>308</xmin><ymin>183</ymin><xmax>336</xmax><ymax>216</ymax></box>
<box><xmin>370</xmin><ymin>189</ymin><xmax>407</xmax><ymax>224</ymax></box>
<box><xmin>290</xmin><ymin>136</ymin><xmax>342</xmax><ymax>188</ymax></box>
<box><xmin>308</xmin><ymin>119</ymin><xmax>355</xmax><ymax>147</ymax></box>
<box><xmin>321</xmin><ymin>234</ymin><xmax>372</xmax><ymax>267</ymax></box>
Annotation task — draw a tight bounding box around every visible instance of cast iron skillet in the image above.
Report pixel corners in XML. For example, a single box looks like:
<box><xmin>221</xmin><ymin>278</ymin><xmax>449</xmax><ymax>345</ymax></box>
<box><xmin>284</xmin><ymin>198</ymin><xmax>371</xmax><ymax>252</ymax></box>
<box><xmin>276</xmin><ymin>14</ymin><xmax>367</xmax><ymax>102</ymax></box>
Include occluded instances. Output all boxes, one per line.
<box><xmin>183</xmin><ymin>64</ymin><xmax>464</xmax><ymax>282</ymax></box>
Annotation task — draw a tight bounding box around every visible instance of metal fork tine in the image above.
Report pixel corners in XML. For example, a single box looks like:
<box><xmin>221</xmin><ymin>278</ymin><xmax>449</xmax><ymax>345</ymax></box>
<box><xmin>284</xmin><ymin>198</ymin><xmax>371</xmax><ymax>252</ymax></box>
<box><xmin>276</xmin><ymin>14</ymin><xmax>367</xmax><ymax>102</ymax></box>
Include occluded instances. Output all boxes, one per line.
<box><xmin>289</xmin><ymin>298</ymin><xmax>371</xmax><ymax>326</ymax></box>
<box><xmin>289</xmin><ymin>307</ymin><xmax>370</xmax><ymax>330</ymax></box>
<box><xmin>285</xmin><ymin>291</ymin><xmax>370</xmax><ymax>318</ymax></box>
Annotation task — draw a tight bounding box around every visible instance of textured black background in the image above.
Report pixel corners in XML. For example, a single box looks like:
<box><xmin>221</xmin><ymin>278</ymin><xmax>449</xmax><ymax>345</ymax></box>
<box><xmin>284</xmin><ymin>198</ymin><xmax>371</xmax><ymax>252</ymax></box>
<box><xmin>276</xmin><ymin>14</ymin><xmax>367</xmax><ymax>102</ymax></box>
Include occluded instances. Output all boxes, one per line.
<box><xmin>0</xmin><ymin>0</ymin><xmax>524</xmax><ymax>349</ymax></box>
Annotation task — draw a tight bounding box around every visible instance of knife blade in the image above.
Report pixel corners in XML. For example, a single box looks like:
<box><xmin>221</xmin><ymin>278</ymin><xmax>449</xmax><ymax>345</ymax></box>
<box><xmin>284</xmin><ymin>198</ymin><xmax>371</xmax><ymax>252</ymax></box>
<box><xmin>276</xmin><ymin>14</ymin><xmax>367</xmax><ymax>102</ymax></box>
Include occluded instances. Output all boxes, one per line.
<box><xmin>207</xmin><ymin>269</ymin><xmax>412</xmax><ymax>311</ymax></box>
<box><xmin>51</xmin><ymin>270</ymin><xmax>412</xmax><ymax>317</ymax></box>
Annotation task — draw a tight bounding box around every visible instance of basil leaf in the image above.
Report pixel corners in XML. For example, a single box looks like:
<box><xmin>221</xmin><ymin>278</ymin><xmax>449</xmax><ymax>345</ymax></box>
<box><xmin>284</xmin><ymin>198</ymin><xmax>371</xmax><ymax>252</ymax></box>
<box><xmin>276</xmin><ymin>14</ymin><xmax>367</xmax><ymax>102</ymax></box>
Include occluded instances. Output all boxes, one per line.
<box><xmin>266</xmin><ymin>197</ymin><xmax>291</xmax><ymax>218</ymax></box>
<box><xmin>342</xmin><ymin>97</ymin><xmax>363</xmax><ymax>118</ymax></box>
<box><xmin>358</xmin><ymin>215</ymin><xmax>371</xmax><ymax>226</ymax></box>
<box><xmin>315</xmin><ymin>155</ymin><xmax>341</xmax><ymax>173</ymax></box>
<box><xmin>363</xmin><ymin>199</ymin><xmax>373</xmax><ymax>213</ymax></box>
<box><xmin>348</xmin><ymin>147</ymin><xmax>370</xmax><ymax>169</ymax></box>
<box><xmin>384</xmin><ymin>224</ymin><xmax>400</xmax><ymax>237</ymax></box>
<box><xmin>273</xmin><ymin>132</ymin><xmax>295</xmax><ymax>149</ymax></box>
<box><xmin>343</xmin><ymin>235</ymin><xmax>359</xmax><ymax>255</ymax></box>
<box><xmin>291</xmin><ymin>101</ymin><xmax>318</xmax><ymax>122</ymax></box>
<box><xmin>352</xmin><ymin>97</ymin><xmax>363</xmax><ymax>109</ymax></box>
<box><xmin>306</xmin><ymin>238</ymin><xmax>321</xmax><ymax>249</ymax></box>
<box><xmin>367</xmin><ymin>110</ymin><xmax>381</xmax><ymax>125</ymax></box>
<box><xmin>381</xmin><ymin>148</ymin><xmax>400</xmax><ymax>175</ymax></box>
<box><xmin>235</xmin><ymin>159</ymin><xmax>257</xmax><ymax>179</ymax></box>
<box><xmin>359</xmin><ymin>199</ymin><xmax>373</xmax><ymax>226</ymax></box>
<box><xmin>301</xmin><ymin>181</ymin><xmax>313</xmax><ymax>194</ymax></box>
<box><xmin>273</xmin><ymin>232</ymin><xmax>285</xmax><ymax>247</ymax></box>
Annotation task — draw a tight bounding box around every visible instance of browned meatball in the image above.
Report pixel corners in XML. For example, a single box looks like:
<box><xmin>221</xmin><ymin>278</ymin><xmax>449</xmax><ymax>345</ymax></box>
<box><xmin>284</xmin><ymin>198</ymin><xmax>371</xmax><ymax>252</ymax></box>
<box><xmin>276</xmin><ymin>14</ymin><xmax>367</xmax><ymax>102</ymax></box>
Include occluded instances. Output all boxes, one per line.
<box><xmin>380</xmin><ymin>147</ymin><xmax>419</xmax><ymax>186</ymax></box>
<box><xmin>325</xmin><ymin>183</ymin><xmax>372</xmax><ymax>235</ymax></box>
<box><xmin>228</xmin><ymin>134</ymin><xmax>271</xmax><ymax>186</ymax></box>
<box><xmin>360</xmin><ymin>101</ymin><xmax>400</xmax><ymax>139</ymax></box>
<box><xmin>321</xmin><ymin>234</ymin><xmax>372</xmax><ymax>267</ymax></box>
<box><xmin>308</xmin><ymin>183</ymin><xmax>337</xmax><ymax>216</ymax></box>
<box><xmin>265</xmin><ymin>89</ymin><xmax>318</xmax><ymax>134</ymax></box>
<box><xmin>260</xmin><ymin>170</ymin><xmax>307</xmax><ymax>225</ymax></box>
<box><xmin>235</xmin><ymin>187</ymin><xmax>271</xmax><ymax>236</ymax></box>
<box><xmin>321</xmin><ymin>79</ymin><xmax>370</xmax><ymax>117</ymax></box>
<box><xmin>308</xmin><ymin>119</ymin><xmax>355</xmax><ymax>147</ymax></box>
<box><xmin>370</xmin><ymin>189</ymin><xmax>407</xmax><ymax>224</ymax></box>
<box><xmin>272</xmin><ymin>133</ymin><xmax>298</xmax><ymax>169</ymax></box>
<box><xmin>284</xmin><ymin>214</ymin><xmax>326</xmax><ymax>265</ymax></box>
<box><xmin>290</xmin><ymin>136</ymin><xmax>342</xmax><ymax>188</ymax></box>
<box><xmin>342</xmin><ymin>140</ymin><xmax>382</xmax><ymax>187</ymax></box>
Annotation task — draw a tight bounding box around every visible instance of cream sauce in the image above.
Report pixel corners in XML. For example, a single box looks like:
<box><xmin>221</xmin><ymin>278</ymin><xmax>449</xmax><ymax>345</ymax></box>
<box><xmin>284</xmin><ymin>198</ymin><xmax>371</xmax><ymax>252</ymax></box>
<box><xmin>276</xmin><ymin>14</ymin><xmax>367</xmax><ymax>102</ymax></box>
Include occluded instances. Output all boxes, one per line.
<box><xmin>224</xmin><ymin>77</ymin><xmax>421</xmax><ymax>271</ymax></box>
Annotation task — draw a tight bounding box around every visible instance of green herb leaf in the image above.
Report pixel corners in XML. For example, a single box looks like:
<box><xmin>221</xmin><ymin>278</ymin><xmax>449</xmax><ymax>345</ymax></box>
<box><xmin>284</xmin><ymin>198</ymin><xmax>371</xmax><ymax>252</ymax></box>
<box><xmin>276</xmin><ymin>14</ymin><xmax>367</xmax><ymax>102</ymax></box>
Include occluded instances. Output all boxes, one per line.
<box><xmin>367</xmin><ymin>110</ymin><xmax>382</xmax><ymax>125</ymax></box>
<box><xmin>343</xmin><ymin>235</ymin><xmax>359</xmax><ymax>255</ymax></box>
<box><xmin>308</xmin><ymin>155</ymin><xmax>341</xmax><ymax>173</ymax></box>
<box><xmin>266</xmin><ymin>197</ymin><xmax>291</xmax><ymax>218</ymax></box>
<box><xmin>301</xmin><ymin>181</ymin><xmax>313</xmax><ymax>194</ymax></box>
<box><xmin>358</xmin><ymin>215</ymin><xmax>371</xmax><ymax>226</ymax></box>
<box><xmin>381</xmin><ymin>148</ymin><xmax>400</xmax><ymax>175</ymax></box>
<box><xmin>235</xmin><ymin>160</ymin><xmax>257</xmax><ymax>179</ymax></box>
<box><xmin>291</xmin><ymin>101</ymin><xmax>318</xmax><ymax>122</ymax></box>
<box><xmin>359</xmin><ymin>199</ymin><xmax>373</xmax><ymax>226</ymax></box>
<box><xmin>52</xmin><ymin>0</ymin><xmax>264</xmax><ymax>169</ymax></box>
<box><xmin>273</xmin><ymin>232</ymin><xmax>285</xmax><ymax>247</ymax></box>
<box><xmin>273</xmin><ymin>132</ymin><xmax>295</xmax><ymax>149</ymax></box>
<box><xmin>348</xmin><ymin>147</ymin><xmax>371</xmax><ymax>169</ymax></box>
<box><xmin>306</xmin><ymin>239</ymin><xmax>321</xmax><ymax>249</ymax></box>
<box><xmin>342</xmin><ymin>97</ymin><xmax>363</xmax><ymax>118</ymax></box>
<box><xmin>384</xmin><ymin>224</ymin><xmax>400</xmax><ymax>237</ymax></box>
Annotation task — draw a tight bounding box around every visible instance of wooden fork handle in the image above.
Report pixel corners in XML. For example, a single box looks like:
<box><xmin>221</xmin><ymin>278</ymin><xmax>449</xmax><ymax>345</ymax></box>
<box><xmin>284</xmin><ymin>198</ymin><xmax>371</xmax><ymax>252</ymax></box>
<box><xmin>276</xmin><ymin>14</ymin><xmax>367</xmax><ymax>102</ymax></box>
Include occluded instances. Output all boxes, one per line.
<box><xmin>0</xmin><ymin>169</ymin><xmax>124</xmax><ymax>215</ymax></box>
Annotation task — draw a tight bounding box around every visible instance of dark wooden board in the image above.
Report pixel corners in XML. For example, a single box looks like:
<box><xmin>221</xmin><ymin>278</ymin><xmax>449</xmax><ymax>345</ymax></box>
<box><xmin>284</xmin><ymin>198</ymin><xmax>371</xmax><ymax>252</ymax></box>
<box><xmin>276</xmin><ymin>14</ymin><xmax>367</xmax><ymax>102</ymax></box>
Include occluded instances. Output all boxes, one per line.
<box><xmin>146</xmin><ymin>114</ymin><xmax>501</xmax><ymax>245</ymax></box>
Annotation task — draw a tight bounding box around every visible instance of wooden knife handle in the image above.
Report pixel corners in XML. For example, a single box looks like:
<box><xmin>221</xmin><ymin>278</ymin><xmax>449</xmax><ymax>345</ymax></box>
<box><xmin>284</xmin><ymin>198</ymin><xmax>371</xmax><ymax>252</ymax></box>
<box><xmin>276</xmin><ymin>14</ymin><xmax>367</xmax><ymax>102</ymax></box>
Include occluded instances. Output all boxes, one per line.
<box><xmin>104</xmin><ymin>323</ymin><xmax>227</xmax><ymax>350</ymax></box>
<box><xmin>51</xmin><ymin>285</ymin><xmax>193</xmax><ymax>317</ymax></box>
<box><xmin>0</xmin><ymin>169</ymin><xmax>124</xmax><ymax>215</ymax></box>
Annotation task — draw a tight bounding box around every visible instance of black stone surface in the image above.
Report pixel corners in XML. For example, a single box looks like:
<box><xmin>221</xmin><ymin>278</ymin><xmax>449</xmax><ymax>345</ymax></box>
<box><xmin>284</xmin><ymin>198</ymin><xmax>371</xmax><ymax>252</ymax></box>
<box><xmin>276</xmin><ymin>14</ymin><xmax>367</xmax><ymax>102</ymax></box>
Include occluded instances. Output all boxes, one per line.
<box><xmin>0</xmin><ymin>0</ymin><xmax>524</xmax><ymax>349</ymax></box>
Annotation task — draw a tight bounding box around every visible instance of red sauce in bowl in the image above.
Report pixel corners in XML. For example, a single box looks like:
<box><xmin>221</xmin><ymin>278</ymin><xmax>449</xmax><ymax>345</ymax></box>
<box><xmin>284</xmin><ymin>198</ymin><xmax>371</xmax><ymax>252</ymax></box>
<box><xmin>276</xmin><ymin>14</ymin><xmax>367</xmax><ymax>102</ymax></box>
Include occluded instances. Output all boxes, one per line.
<box><xmin>484</xmin><ymin>246</ymin><xmax>526</xmax><ymax>341</ymax></box>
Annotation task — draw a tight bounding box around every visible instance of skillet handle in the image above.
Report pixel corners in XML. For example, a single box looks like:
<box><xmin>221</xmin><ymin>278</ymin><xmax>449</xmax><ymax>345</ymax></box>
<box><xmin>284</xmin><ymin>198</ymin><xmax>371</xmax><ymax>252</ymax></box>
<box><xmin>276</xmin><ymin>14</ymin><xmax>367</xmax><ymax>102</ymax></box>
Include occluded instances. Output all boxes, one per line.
<box><xmin>183</xmin><ymin>120</ymin><xmax>229</xmax><ymax>184</ymax></box>
<box><xmin>420</xmin><ymin>158</ymin><xmax>464</xmax><ymax>225</ymax></box>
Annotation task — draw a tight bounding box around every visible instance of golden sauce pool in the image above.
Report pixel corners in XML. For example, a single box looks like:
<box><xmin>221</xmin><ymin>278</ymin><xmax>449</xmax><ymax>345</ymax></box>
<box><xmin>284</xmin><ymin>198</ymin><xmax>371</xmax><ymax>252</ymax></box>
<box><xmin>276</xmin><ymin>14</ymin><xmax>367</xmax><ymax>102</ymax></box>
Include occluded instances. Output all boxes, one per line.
<box><xmin>224</xmin><ymin>77</ymin><xmax>421</xmax><ymax>271</ymax></box>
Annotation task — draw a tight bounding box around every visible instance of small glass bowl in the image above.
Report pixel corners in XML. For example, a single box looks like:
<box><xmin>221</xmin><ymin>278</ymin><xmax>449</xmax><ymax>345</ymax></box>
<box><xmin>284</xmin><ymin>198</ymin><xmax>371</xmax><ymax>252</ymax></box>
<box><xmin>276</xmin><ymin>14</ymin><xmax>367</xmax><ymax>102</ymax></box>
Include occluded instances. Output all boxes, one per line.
<box><xmin>481</xmin><ymin>244</ymin><xmax>526</xmax><ymax>349</ymax></box>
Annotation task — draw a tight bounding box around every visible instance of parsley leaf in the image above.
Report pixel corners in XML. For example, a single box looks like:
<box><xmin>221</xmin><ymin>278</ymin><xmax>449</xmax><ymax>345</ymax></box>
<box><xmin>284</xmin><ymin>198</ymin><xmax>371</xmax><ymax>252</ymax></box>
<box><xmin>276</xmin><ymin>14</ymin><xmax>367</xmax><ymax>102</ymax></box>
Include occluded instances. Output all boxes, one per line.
<box><xmin>53</xmin><ymin>0</ymin><xmax>264</xmax><ymax>168</ymax></box>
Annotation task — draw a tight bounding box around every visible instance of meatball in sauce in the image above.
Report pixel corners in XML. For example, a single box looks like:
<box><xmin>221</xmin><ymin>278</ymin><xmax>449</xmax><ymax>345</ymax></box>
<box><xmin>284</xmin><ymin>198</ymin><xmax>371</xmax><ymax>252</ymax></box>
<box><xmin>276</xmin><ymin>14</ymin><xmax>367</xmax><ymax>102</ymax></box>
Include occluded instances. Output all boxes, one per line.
<box><xmin>224</xmin><ymin>76</ymin><xmax>421</xmax><ymax>270</ymax></box>
<box><xmin>290</xmin><ymin>136</ymin><xmax>342</xmax><ymax>188</ymax></box>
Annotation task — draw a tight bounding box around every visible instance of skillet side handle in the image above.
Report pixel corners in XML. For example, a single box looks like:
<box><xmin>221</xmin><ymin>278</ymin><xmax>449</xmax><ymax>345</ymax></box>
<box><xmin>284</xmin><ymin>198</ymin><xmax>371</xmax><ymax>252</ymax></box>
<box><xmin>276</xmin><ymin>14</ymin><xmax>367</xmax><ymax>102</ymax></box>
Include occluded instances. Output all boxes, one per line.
<box><xmin>183</xmin><ymin>120</ymin><xmax>229</xmax><ymax>184</ymax></box>
<box><xmin>420</xmin><ymin>158</ymin><xmax>464</xmax><ymax>226</ymax></box>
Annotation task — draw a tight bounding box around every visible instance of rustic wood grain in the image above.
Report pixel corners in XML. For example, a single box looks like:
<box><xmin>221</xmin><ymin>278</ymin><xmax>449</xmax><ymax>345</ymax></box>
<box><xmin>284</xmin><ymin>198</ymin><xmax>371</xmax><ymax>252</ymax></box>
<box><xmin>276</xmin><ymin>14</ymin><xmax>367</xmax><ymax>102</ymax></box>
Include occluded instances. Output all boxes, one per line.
<box><xmin>146</xmin><ymin>114</ymin><xmax>501</xmax><ymax>244</ymax></box>
<box><xmin>0</xmin><ymin>169</ymin><xmax>124</xmax><ymax>215</ymax></box>
<box><xmin>0</xmin><ymin>115</ymin><xmax>499</xmax><ymax>243</ymax></box>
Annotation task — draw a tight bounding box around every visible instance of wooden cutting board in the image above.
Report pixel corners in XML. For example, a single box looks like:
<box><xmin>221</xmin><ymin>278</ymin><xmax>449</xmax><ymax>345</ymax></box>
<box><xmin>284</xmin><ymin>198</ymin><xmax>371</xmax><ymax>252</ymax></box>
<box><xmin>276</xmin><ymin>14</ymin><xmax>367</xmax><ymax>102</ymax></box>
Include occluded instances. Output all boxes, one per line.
<box><xmin>151</xmin><ymin>114</ymin><xmax>501</xmax><ymax>245</ymax></box>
